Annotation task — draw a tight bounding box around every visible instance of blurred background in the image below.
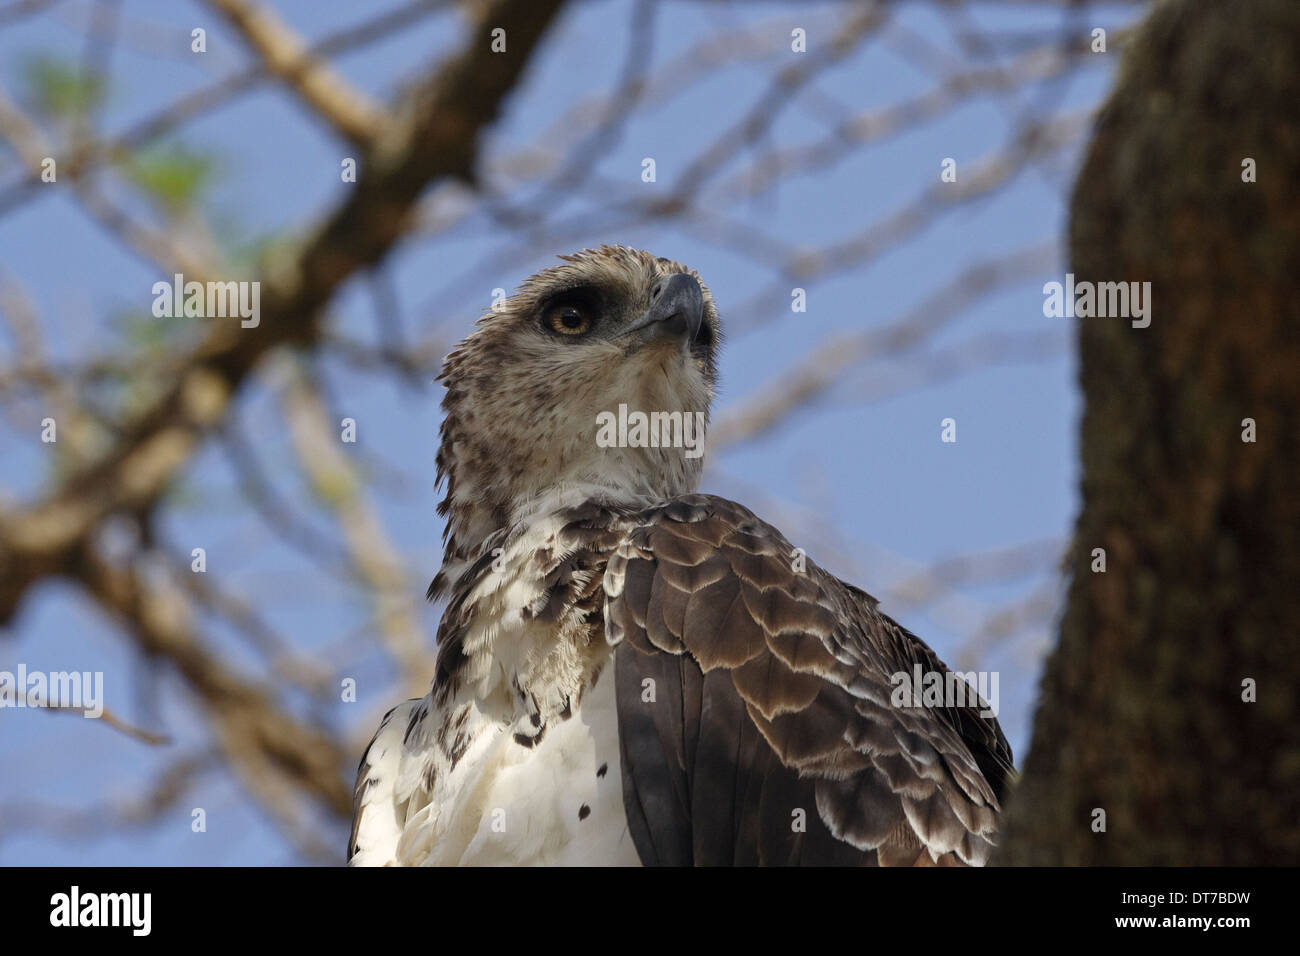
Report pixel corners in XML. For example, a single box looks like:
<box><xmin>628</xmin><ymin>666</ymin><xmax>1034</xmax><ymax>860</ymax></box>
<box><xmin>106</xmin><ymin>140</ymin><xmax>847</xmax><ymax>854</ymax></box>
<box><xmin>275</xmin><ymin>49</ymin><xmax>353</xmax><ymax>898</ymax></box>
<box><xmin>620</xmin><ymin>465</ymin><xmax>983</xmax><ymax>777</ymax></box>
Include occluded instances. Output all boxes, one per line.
<box><xmin>0</xmin><ymin>0</ymin><xmax>1147</xmax><ymax>865</ymax></box>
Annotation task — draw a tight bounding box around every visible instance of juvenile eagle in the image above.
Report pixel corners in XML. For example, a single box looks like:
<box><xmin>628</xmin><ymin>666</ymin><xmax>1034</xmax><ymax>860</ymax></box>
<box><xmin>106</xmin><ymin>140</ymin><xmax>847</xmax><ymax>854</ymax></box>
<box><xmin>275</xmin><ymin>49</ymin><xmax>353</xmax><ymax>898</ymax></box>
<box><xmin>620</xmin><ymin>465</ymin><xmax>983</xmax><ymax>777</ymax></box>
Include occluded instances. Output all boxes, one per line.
<box><xmin>350</xmin><ymin>246</ymin><xmax>1013</xmax><ymax>866</ymax></box>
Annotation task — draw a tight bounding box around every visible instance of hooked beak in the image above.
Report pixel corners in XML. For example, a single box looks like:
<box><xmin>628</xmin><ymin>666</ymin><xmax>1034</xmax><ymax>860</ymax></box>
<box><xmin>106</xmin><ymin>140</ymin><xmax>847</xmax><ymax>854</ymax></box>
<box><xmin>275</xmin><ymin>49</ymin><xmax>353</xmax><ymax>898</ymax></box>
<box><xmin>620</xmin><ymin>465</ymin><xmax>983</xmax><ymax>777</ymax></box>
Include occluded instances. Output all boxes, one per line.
<box><xmin>625</xmin><ymin>273</ymin><xmax>704</xmax><ymax>344</ymax></box>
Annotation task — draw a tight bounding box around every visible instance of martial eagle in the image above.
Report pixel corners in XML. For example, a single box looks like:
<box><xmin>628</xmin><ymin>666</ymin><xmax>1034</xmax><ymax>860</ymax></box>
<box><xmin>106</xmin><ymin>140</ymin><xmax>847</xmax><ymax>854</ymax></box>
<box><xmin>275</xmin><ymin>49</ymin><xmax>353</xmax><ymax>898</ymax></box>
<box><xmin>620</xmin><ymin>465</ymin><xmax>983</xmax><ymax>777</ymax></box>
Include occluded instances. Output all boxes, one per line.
<box><xmin>349</xmin><ymin>246</ymin><xmax>1013</xmax><ymax>866</ymax></box>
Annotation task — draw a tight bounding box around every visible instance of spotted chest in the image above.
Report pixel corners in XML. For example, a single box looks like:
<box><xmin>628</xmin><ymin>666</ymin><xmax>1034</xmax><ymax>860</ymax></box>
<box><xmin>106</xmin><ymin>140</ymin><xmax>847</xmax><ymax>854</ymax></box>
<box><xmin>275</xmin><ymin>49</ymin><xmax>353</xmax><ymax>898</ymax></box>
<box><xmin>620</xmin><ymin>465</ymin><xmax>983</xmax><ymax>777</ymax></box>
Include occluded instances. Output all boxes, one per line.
<box><xmin>356</xmin><ymin>497</ymin><xmax>648</xmax><ymax>867</ymax></box>
<box><xmin>415</xmin><ymin>663</ymin><xmax>640</xmax><ymax>866</ymax></box>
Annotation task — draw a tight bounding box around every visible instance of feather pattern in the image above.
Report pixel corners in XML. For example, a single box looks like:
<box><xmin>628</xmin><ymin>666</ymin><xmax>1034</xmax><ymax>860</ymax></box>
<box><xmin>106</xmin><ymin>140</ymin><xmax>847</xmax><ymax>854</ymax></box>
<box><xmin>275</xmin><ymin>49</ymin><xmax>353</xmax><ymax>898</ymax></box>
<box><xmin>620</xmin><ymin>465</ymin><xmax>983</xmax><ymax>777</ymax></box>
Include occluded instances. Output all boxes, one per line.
<box><xmin>602</xmin><ymin>494</ymin><xmax>1014</xmax><ymax>866</ymax></box>
<box><xmin>349</xmin><ymin>246</ymin><xmax>1012</xmax><ymax>867</ymax></box>
<box><xmin>350</xmin><ymin>493</ymin><xmax>1013</xmax><ymax>866</ymax></box>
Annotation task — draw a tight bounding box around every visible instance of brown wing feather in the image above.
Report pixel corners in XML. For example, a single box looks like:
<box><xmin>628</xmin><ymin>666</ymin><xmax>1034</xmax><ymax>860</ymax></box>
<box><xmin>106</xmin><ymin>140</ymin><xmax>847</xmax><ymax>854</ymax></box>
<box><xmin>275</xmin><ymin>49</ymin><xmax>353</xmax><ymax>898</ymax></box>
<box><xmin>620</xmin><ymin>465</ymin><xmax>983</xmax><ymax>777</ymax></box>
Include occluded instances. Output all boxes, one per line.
<box><xmin>604</xmin><ymin>494</ymin><xmax>1014</xmax><ymax>866</ymax></box>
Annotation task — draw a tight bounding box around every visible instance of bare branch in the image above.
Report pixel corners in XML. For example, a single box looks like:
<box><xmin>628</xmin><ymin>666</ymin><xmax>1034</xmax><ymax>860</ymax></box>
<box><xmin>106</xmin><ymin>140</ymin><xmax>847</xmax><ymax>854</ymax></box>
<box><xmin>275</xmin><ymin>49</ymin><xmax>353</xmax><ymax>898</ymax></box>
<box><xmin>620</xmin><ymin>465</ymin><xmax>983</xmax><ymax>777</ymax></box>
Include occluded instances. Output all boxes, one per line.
<box><xmin>0</xmin><ymin>0</ymin><xmax>568</xmax><ymax>625</ymax></box>
<box><xmin>711</xmin><ymin>242</ymin><xmax>1058</xmax><ymax>450</ymax></box>
<box><xmin>0</xmin><ymin>752</ymin><xmax>217</xmax><ymax>845</ymax></box>
<box><xmin>36</xmin><ymin>700</ymin><xmax>172</xmax><ymax>746</ymax></box>
<box><xmin>206</xmin><ymin>0</ymin><xmax>385</xmax><ymax>147</ymax></box>
<box><xmin>72</xmin><ymin>539</ymin><xmax>353</xmax><ymax>815</ymax></box>
<box><xmin>276</xmin><ymin>356</ymin><xmax>434</xmax><ymax>699</ymax></box>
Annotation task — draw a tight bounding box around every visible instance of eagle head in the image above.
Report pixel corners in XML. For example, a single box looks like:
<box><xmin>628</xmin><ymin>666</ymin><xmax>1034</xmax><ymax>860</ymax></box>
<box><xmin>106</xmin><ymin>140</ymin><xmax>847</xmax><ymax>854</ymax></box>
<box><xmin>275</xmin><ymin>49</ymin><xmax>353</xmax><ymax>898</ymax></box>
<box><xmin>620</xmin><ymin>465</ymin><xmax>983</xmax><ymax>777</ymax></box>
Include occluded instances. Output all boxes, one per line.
<box><xmin>435</xmin><ymin>245</ymin><xmax>721</xmax><ymax>557</ymax></box>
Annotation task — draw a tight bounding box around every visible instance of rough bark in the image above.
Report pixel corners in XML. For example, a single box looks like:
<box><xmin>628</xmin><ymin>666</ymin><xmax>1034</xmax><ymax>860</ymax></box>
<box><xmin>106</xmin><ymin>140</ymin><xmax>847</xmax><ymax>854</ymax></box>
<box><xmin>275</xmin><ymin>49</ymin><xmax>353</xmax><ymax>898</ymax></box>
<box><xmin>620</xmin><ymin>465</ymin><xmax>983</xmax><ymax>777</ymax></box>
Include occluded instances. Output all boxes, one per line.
<box><xmin>999</xmin><ymin>0</ymin><xmax>1300</xmax><ymax>864</ymax></box>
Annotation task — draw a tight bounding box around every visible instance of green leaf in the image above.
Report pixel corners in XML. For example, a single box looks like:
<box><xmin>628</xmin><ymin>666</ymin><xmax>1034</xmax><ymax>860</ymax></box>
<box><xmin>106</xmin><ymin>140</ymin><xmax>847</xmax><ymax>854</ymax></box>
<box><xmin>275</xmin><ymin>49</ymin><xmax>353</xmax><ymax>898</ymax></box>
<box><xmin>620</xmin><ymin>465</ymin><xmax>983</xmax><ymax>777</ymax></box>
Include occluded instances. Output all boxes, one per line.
<box><xmin>21</xmin><ymin>54</ymin><xmax>104</xmax><ymax>119</ymax></box>
<box><xmin>122</xmin><ymin>144</ymin><xmax>218</xmax><ymax>212</ymax></box>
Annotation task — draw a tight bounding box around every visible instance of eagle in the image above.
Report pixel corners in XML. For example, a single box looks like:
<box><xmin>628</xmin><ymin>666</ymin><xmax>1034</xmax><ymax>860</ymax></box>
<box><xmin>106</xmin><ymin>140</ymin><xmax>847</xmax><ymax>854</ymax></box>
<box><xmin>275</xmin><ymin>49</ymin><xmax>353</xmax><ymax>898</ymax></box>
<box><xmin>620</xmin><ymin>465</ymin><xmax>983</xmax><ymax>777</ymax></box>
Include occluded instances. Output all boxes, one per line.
<box><xmin>349</xmin><ymin>245</ymin><xmax>1013</xmax><ymax>866</ymax></box>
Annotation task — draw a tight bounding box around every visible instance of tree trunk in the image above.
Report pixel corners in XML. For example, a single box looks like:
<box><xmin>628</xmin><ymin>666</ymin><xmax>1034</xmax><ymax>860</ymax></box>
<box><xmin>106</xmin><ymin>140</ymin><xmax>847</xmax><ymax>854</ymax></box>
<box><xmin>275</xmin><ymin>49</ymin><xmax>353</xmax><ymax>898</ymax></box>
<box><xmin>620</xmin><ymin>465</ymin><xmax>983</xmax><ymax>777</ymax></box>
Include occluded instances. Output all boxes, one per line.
<box><xmin>998</xmin><ymin>0</ymin><xmax>1300</xmax><ymax>865</ymax></box>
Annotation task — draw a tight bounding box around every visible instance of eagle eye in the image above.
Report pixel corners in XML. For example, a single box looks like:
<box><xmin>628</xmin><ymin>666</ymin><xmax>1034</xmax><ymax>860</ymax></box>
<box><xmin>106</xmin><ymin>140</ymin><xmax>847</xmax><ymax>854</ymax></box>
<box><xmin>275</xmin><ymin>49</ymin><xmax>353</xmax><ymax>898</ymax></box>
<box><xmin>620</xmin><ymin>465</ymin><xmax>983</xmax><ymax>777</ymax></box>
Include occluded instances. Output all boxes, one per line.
<box><xmin>541</xmin><ymin>292</ymin><xmax>596</xmax><ymax>337</ymax></box>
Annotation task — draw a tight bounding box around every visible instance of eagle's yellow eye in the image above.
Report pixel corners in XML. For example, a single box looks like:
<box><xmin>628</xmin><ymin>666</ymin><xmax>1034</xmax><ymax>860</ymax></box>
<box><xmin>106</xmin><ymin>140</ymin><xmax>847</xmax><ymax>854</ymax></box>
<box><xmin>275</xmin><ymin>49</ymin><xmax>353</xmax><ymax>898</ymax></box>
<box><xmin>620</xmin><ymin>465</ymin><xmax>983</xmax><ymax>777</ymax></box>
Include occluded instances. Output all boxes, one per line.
<box><xmin>545</xmin><ymin>303</ymin><xmax>592</xmax><ymax>336</ymax></box>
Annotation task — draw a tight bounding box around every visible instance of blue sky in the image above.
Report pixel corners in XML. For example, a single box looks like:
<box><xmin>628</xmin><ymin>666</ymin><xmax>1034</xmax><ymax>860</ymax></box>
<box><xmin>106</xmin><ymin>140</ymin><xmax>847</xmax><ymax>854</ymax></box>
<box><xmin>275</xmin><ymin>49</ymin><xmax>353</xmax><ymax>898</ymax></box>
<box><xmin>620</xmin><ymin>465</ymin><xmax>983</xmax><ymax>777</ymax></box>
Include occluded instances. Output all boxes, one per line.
<box><xmin>0</xmin><ymin>0</ymin><xmax>1142</xmax><ymax>864</ymax></box>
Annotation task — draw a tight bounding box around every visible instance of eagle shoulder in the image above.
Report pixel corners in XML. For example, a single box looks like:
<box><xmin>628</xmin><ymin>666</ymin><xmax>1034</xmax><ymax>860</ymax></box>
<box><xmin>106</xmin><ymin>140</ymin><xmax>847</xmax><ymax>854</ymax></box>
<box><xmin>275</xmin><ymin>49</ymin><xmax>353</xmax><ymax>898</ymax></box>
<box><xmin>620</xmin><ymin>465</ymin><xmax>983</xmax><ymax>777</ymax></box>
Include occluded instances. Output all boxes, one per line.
<box><xmin>602</xmin><ymin>493</ymin><xmax>1014</xmax><ymax>866</ymax></box>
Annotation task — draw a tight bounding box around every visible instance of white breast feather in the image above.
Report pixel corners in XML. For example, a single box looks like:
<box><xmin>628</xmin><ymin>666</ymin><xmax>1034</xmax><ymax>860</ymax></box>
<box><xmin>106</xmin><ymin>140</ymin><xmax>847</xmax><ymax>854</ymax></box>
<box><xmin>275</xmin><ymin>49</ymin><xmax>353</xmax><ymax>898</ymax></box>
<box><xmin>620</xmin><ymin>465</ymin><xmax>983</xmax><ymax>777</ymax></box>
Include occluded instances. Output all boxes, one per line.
<box><xmin>351</xmin><ymin>506</ymin><xmax>641</xmax><ymax>867</ymax></box>
<box><xmin>350</xmin><ymin>700</ymin><xmax>419</xmax><ymax>866</ymax></box>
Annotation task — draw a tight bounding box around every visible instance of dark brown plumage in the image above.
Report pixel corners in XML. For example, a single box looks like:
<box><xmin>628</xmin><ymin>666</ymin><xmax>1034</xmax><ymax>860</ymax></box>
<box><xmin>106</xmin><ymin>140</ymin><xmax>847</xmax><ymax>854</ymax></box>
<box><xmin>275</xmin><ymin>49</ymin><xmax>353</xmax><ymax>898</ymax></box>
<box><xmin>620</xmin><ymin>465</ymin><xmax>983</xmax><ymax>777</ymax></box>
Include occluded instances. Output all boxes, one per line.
<box><xmin>546</xmin><ymin>494</ymin><xmax>1014</xmax><ymax>865</ymax></box>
